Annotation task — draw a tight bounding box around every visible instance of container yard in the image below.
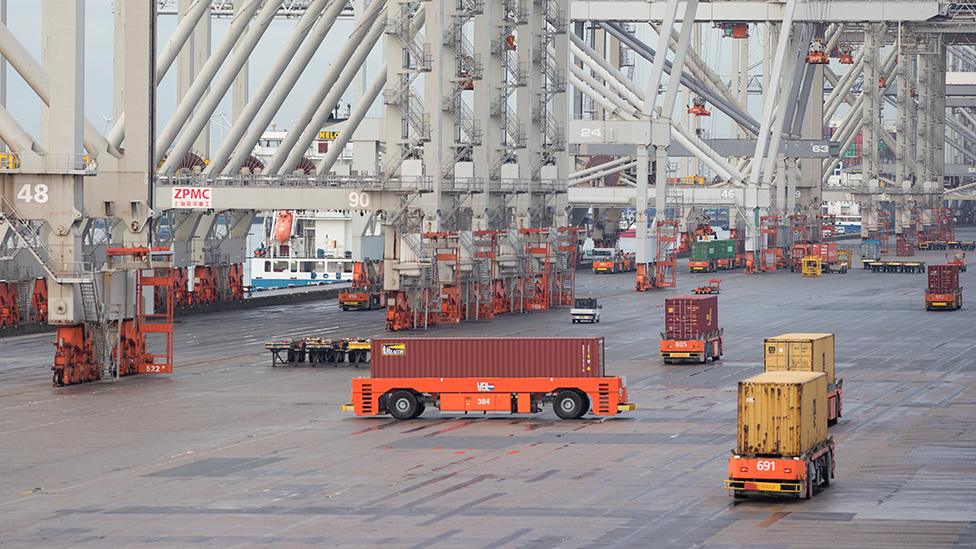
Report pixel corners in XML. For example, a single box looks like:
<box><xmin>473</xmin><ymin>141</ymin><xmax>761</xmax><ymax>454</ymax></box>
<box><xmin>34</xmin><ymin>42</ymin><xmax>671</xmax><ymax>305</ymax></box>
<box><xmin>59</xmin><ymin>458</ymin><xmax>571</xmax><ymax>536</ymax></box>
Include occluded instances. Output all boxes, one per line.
<box><xmin>4</xmin><ymin>1</ymin><xmax>976</xmax><ymax>547</ymax></box>
<box><xmin>3</xmin><ymin>239</ymin><xmax>976</xmax><ymax>546</ymax></box>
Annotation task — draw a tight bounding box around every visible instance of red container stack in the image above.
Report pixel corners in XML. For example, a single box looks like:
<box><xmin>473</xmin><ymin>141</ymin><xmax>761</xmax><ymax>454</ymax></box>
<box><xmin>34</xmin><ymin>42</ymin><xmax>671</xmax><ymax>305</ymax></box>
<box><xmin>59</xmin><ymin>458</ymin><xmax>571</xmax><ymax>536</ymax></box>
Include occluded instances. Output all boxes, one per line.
<box><xmin>664</xmin><ymin>295</ymin><xmax>719</xmax><ymax>340</ymax></box>
<box><xmin>369</xmin><ymin>337</ymin><xmax>605</xmax><ymax>378</ymax></box>
<box><xmin>928</xmin><ymin>265</ymin><xmax>960</xmax><ymax>294</ymax></box>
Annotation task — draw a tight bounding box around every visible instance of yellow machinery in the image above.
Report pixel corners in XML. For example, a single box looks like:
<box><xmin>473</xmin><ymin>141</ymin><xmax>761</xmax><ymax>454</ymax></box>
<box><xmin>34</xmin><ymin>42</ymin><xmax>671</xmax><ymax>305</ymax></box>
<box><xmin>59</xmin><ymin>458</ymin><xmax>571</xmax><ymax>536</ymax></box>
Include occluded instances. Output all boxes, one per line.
<box><xmin>802</xmin><ymin>256</ymin><xmax>823</xmax><ymax>277</ymax></box>
<box><xmin>0</xmin><ymin>152</ymin><xmax>19</xmax><ymax>169</ymax></box>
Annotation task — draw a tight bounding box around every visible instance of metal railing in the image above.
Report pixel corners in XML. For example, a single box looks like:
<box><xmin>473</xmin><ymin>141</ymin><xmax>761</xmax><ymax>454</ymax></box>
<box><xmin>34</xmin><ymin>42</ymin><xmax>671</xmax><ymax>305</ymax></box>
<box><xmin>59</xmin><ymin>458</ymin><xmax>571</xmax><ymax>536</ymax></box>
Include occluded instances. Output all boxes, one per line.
<box><xmin>0</xmin><ymin>152</ymin><xmax>99</xmax><ymax>174</ymax></box>
<box><xmin>156</xmin><ymin>173</ymin><xmax>389</xmax><ymax>190</ymax></box>
<box><xmin>446</xmin><ymin>177</ymin><xmax>486</xmax><ymax>193</ymax></box>
<box><xmin>498</xmin><ymin>178</ymin><xmax>530</xmax><ymax>193</ymax></box>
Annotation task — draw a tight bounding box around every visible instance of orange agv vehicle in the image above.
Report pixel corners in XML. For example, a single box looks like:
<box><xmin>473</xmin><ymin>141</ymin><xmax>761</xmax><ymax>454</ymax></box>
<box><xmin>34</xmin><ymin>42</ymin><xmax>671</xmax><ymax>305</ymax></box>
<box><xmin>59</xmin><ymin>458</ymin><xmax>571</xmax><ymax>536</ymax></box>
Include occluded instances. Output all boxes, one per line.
<box><xmin>591</xmin><ymin>249</ymin><xmax>636</xmax><ymax>274</ymax></box>
<box><xmin>344</xmin><ymin>337</ymin><xmax>635</xmax><ymax>419</ymax></box>
<box><xmin>338</xmin><ymin>260</ymin><xmax>385</xmax><ymax>310</ymax></box>
<box><xmin>726</xmin><ymin>372</ymin><xmax>835</xmax><ymax>499</ymax></box>
<box><xmin>660</xmin><ymin>295</ymin><xmax>723</xmax><ymax>364</ymax></box>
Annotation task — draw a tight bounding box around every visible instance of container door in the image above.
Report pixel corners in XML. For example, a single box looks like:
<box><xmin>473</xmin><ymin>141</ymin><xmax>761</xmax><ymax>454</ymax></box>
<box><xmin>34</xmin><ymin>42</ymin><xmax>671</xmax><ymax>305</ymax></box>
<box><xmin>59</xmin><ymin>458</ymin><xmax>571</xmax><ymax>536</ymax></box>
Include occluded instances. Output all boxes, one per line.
<box><xmin>765</xmin><ymin>342</ymin><xmax>787</xmax><ymax>371</ymax></box>
<box><xmin>788</xmin><ymin>341</ymin><xmax>813</xmax><ymax>372</ymax></box>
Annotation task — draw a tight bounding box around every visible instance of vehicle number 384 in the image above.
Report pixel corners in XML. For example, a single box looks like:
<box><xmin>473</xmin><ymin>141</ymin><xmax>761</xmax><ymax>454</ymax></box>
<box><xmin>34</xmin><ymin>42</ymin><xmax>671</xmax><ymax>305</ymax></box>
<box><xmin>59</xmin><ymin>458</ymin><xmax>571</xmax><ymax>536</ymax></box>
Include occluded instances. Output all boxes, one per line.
<box><xmin>756</xmin><ymin>460</ymin><xmax>776</xmax><ymax>471</ymax></box>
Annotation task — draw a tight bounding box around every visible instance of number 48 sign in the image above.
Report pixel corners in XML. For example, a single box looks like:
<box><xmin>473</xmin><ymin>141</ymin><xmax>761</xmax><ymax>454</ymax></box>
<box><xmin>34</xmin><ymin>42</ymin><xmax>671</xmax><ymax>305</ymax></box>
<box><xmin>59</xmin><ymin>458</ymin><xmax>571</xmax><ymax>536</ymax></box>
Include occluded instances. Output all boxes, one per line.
<box><xmin>16</xmin><ymin>184</ymin><xmax>49</xmax><ymax>204</ymax></box>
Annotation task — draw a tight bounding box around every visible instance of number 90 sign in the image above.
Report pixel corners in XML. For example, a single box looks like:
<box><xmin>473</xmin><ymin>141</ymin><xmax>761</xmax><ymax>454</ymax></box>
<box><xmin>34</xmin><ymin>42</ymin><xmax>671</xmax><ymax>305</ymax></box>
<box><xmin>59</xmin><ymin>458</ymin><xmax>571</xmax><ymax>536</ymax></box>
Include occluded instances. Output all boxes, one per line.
<box><xmin>348</xmin><ymin>191</ymin><xmax>370</xmax><ymax>209</ymax></box>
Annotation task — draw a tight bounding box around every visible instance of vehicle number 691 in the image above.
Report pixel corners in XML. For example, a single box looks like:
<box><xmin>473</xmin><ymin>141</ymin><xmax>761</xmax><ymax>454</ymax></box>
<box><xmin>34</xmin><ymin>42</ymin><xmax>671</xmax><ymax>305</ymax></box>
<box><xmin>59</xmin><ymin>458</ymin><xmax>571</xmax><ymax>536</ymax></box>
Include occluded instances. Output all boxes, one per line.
<box><xmin>756</xmin><ymin>460</ymin><xmax>776</xmax><ymax>471</ymax></box>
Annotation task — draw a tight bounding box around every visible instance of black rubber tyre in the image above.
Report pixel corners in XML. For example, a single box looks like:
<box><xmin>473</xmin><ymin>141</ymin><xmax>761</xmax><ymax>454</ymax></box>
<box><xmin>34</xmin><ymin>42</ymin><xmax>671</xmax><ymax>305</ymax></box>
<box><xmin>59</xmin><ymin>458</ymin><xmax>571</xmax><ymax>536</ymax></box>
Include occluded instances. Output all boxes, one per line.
<box><xmin>803</xmin><ymin>463</ymin><xmax>815</xmax><ymax>499</ymax></box>
<box><xmin>412</xmin><ymin>402</ymin><xmax>426</xmax><ymax>419</ymax></box>
<box><xmin>387</xmin><ymin>390</ymin><xmax>419</xmax><ymax>420</ymax></box>
<box><xmin>733</xmin><ymin>490</ymin><xmax>747</xmax><ymax>500</ymax></box>
<box><xmin>553</xmin><ymin>390</ymin><xmax>585</xmax><ymax>419</ymax></box>
<box><xmin>576</xmin><ymin>393</ymin><xmax>590</xmax><ymax>418</ymax></box>
<box><xmin>823</xmin><ymin>452</ymin><xmax>832</xmax><ymax>487</ymax></box>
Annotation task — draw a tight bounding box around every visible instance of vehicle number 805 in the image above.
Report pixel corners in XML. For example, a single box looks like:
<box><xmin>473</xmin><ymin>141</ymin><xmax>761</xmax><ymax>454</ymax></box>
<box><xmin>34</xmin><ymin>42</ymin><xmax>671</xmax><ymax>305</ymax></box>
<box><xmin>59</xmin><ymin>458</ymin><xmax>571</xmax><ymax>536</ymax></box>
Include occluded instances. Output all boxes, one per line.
<box><xmin>756</xmin><ymin>460</ymin><xmax>776</xmax><ymax>471</ymax></box>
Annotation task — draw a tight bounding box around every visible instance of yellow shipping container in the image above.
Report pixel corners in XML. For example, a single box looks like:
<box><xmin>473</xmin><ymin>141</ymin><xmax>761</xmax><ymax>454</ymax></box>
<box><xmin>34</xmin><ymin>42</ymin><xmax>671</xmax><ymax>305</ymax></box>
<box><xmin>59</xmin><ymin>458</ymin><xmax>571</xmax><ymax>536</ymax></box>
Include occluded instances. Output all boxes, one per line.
<box><xmin>764</xmin><ymin>333</ymin><xmax>835</xmax><ymax>385</ymax></box>
<box><xmin>737</xmin><ymin>371</ymin><xmax>828</xmax><ymax>456</ymax></box>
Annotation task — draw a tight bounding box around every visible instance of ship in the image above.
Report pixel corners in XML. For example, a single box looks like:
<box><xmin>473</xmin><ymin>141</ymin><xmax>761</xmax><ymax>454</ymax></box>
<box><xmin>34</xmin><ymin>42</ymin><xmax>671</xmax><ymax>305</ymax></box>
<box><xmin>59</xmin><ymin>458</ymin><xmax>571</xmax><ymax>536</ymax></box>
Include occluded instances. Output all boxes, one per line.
<box><xmin>247</xmin><ymin>210</ymin><xmax>357</xmax><ymax>290</ymax></box>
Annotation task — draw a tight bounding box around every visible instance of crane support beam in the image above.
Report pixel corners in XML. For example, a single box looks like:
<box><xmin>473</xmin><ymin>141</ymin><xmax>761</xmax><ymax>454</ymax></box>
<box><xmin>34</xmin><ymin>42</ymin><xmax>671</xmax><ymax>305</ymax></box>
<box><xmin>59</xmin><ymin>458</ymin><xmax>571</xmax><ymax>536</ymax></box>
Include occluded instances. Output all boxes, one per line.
<box><xmin>571</xmin><ymin>0</ymin><xmax>941</xmax><ymax>22</ymax></box>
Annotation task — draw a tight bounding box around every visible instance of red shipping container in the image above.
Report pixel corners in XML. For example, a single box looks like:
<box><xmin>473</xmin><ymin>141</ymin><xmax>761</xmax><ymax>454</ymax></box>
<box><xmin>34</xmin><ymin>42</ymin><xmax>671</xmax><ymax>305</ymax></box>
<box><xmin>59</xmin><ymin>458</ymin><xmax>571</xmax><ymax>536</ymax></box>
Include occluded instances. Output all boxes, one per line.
<box><xmin>369</xmin><ymin>337</ymin><xmax>605</xmax><ymax>378</ymax></box>
<box><xmin>928</xmin><ymin>265</ymin><xmax>960</xmax><ymax>293</ymax></box>
<box><xmin>664</xmin><ymin>295</ymin><xmax>719</xmax><ymax>340</ymax></box>
<box><xmin>811</xmin><ymin>243</ymin><xmax>837</xmax><ymax>264</ymax></box>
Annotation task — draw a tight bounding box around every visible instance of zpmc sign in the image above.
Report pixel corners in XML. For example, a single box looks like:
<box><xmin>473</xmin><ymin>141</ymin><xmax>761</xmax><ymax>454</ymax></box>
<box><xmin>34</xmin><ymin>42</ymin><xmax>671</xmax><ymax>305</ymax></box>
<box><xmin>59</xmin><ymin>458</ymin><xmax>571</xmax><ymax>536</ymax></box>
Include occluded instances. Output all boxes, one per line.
<box><xmin>171</xmin><ymin>187</ymin><xmax>213</xmax><ymax>209</ymax></box>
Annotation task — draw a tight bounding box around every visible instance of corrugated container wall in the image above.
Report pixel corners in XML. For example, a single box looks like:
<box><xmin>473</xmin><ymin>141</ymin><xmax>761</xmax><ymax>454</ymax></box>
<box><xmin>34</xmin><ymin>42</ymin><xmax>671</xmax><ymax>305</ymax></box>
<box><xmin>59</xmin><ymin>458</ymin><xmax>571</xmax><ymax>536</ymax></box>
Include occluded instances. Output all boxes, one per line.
<box><xmin>737</xmin><ymin>371</ymin><xmax>828</xmax><ymax>456</ymax></box>
<box><xmin>691</xmin><ymin>241</ymin><xmax>712</xmax><ymax>261</ymax></box>
<box><xmin>369</xmin><ymin>337</ymin><xmax>605</xmax><ymax>378</ymax></box>
<box><xmin>664</xmin><ymin>296</ymin><xmax>719</xmax><ymax>340</ymax></box>
<box><xmin>716</xmin><ymin>240</ymin><xmax>735</xmax><ymax>259</ymax></box>
<box><xmin>928</xmin><ymin>265</ymin><xmax>960</xmax><ymax>293</ymax></box>
<box><xmin>763</xmin><ymin>333</ymin><xmax>835</xmax><ymax>385</ymax></box>
<box><xmin>811</xmin><ymin>243</ymin><xmax>838</xmax><ymax>264</ymax></box>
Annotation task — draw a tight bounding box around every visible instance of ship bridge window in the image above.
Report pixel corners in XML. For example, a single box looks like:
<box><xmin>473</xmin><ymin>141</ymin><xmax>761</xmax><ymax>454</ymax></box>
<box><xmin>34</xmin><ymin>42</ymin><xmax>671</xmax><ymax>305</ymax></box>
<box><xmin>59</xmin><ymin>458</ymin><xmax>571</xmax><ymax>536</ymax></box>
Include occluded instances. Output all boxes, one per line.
<box><xmin>264</xmin><ymin>261</ymin><xmax>271</xmax><ymax>272</ymax></box>
<box><xmin>300</xmin><ymin>261</ymin><xmax>326</xmax><ymax>273</ymax></box>
<box><xmin>290</xmin><ymin>261</ymin><xmax>298</xmax><ymax>273</ymax></box>
<box><xmin>273</xmin><ymin>261</ymin><xmax>289</xmax><ymax>272</ymax></box>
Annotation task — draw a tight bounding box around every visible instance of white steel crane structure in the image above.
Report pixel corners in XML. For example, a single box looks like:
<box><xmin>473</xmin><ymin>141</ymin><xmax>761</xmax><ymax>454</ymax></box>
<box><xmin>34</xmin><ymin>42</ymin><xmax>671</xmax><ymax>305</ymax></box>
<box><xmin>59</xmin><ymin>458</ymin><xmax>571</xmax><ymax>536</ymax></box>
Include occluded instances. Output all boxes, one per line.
<box><xmin>1</xmin><ymin>0</ymin><xmax>976</xmax><ymax>383</ymax></box>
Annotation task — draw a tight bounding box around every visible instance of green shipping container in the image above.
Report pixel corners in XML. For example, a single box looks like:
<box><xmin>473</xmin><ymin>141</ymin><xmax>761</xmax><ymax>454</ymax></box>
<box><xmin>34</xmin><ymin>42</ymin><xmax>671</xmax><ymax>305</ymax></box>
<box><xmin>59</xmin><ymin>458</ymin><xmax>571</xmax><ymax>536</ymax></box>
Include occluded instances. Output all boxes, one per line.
<box><xmin>692</xmin><ymin>240</ymin><xmax>735</xmax><ymax>261</ymax></box>
<box><xmin>715</xmin><ymin>240</ymin><xmax>735</xmax><ymax>260</ymax></box>
<box><xmin>691</xmin><ymin>241</ymin><xmax>713</xmax><ymax>261</ymax></box>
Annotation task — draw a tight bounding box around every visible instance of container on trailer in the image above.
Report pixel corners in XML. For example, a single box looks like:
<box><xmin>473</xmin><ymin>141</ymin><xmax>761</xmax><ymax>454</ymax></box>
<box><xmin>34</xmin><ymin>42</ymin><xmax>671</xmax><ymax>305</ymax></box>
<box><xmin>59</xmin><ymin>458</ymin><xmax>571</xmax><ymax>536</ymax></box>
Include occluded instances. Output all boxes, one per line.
<box><xmin>928</xmin><ymin>264</ymin><xmax>960</xmax><ymax>293</ymax></box>
<box><xmin>369</xmin><ymin>337</ymin><xmax>605</xmax><ymax>379</ymax></box>
<box><xmin>811</xmin><ymin>243</ymin><xmax>837</xmax><ymax>264</ymax></box>
<box><xmin>737</xmin><ymin>371</ymin><xmax>828</xmax><ymax>456</ymax></box>
<box><xmin>861</xmin><ymin>239</ymin><xmax>881</xmax><ymax>260</ymax></box>
<box><xmin>691</xmin><ymin>241</ymin><xmax>713</xmax><ymax>261</ymax></box>
<box><xmin>716</xmin><ymin>240</ymin><xmax>735</xmax><ymax>259</ymax></box>
<box><xmin>763</xmin><ymin>333</ymin><xmax>835</xmax><ymax>385</ymax></box>
<box><xmin>664</xmin><ymin>295</ymin><xmax>718</xmax><ymax>340</ymax></box>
